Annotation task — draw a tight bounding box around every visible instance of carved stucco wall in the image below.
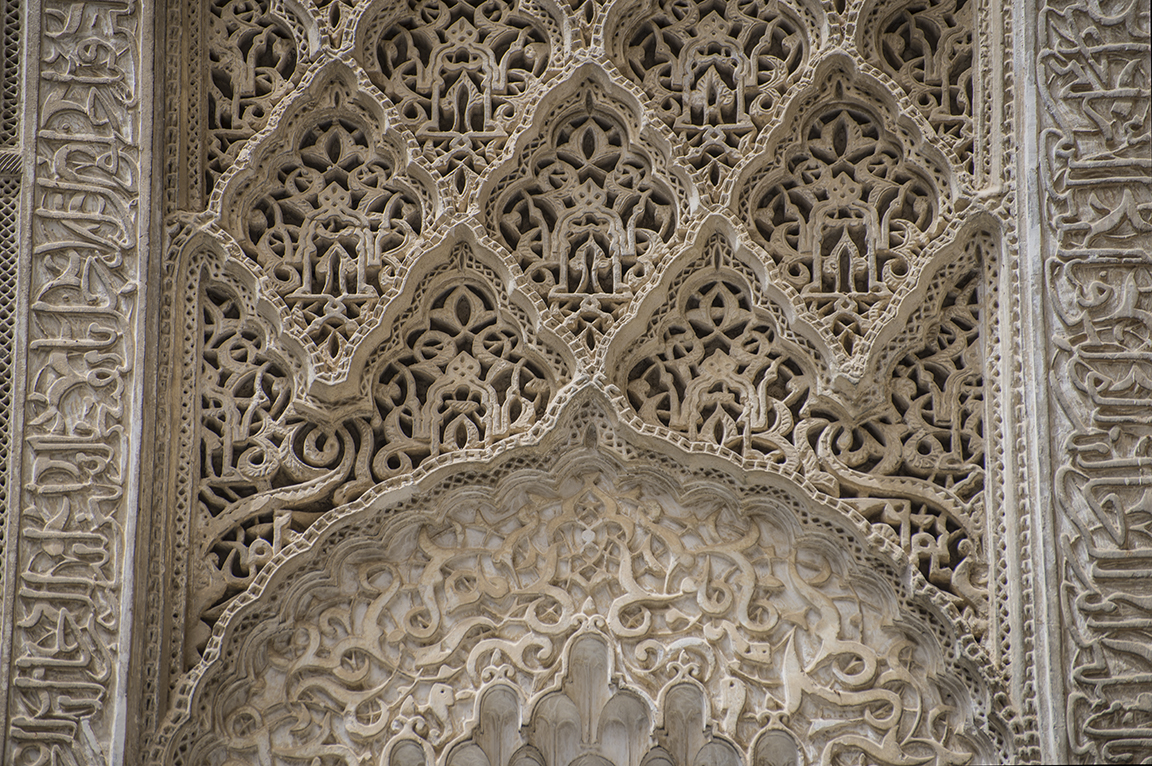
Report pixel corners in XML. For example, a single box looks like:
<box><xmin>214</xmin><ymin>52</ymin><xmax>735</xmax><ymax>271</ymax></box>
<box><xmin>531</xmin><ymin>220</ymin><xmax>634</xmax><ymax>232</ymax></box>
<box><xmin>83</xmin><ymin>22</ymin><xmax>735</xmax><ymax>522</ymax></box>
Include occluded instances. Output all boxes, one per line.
<box><xmin>0</xmin><ymin>0</ymin><xmax>1145</xmax><ymax>764</ymax></box>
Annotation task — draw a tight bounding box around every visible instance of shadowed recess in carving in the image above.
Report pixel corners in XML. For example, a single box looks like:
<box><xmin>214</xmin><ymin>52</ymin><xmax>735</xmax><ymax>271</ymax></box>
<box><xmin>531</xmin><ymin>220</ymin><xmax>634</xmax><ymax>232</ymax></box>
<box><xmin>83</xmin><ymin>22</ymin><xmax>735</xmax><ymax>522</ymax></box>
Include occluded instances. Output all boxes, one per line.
<box><xmin>206</xmin><ymin>0</ymin><xmax>300</xmax><ymax>192</ymax></box>
<box><xmin>362</xmin><ymin>0</ymin><xmax>556</xmax><ymax>199</ymax></box>
<box><xmin>861</xmin><ymin>0</ymin><xmax>974</xmax><ymax>173</ymax></box>
<box><xmin>239</xmin><ymin>115</ymin><xmax>423</xmax><ymax>364</ymax></box>
<box><xmin>743</xmin><ymin>101</ymin><xmax>938</xmax><ymax>357</ymax></box>
<box><xmin>488</xmin><ymin>90</ymin><xmax>677</xmax><ymax>351</ymax></box>
<box><xmin>190</xmin><ymin>252</ymin><xmax>566</xmax><ymax>658</ymax></box>
<box><xmin>175</xmin><ymin>443</ymin><xmax>997</xmax><ymax>765</ymax></box>
<box><xmin>618</xmin><ymin>233</ymin><xmax>988</xmax><ymax>629</ymax></box>
<box><xmin>610</xmin><ymin>0</ymin><xmax>809</xmax><ymax>186</ymax></box>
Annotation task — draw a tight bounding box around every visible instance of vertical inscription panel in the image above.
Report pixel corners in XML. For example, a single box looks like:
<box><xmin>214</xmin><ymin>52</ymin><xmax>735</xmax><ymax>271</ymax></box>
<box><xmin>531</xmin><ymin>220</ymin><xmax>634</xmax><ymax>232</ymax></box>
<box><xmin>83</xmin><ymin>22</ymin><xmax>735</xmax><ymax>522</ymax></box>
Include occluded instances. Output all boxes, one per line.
<box><xmin>1039</xmin><ymin>0</ymin><xmax>1152</xmax><ymax>762</ymax></box>
<box><xmin>7</xmin><ymin>2</ymin><xmax>147</xmax><ymax>764</ymax></box>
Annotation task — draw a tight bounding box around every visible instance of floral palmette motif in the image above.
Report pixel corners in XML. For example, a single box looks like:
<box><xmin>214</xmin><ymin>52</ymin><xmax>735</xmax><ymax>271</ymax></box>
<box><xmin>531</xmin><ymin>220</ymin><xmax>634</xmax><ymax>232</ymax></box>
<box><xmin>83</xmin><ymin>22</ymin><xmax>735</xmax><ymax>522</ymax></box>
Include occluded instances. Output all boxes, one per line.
<box><xmin>191</xmin><ymin>265</ymin><xmax>563</xmax><ymax>652</ymax></box>
<box><xmin>206</xmin><ymin>0</ymin><xmax>299</xmax><ymax>192</ymax></box>
<box><xmin>193</xmin><ymin>461</ymin><xmax>991</xmax><ymax>766</ymax></box>
<box><xmin>373</xmin><ymin>277</ymin><xmax>558</xmax><ymax>475</ymax></box>
<box><xmin>745</xmin><ymin>106</ymin><xmax>937</xmax><ymax>356</ymax></box>
<box><xmin>626</xmin><ymin>275</ymin><xmax>810</xmax><ymax>468</ymax></box>
<box><xmin>366</xmin><ymin>0</ymin><xmax>553</xmax><ymax>195</ymax></box>
<box><xmin>863</xmin><ymin>0</ymin><xmax>975</xmax><ymax>171</ymax></box>
<box><xmin>491</xmin><ymin>102</ymin><xmax>676</xmax><ymax>351</ymax></box>
<box><xmin>240</xmin><ymin>117</ymin><xmax>422</xmax><ymax>364</ymax></box>
<box><xmin>619</xmin><ymin>241</ymin><xmax>986</xmax><ymax>623</ymax></box>
<box><xmin>612</xmin><ymin>0</ymin><xmax>808</xmax><ymax>185</ymax></box>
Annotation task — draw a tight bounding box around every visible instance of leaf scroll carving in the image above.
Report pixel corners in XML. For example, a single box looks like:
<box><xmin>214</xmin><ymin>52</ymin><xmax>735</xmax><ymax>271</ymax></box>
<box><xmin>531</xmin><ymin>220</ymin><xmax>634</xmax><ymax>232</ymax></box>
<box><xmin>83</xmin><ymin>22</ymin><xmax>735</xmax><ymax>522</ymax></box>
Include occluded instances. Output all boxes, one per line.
<box><xmin>206</xmin><ymin>0</ymin><xmax>300</xmax><ymax>192</ymax></box>
<box><xmin>189</xmin><ymin>250</ymin><xmax>567</xmax><ymax>658</ymax></box>
<box><xmin>486</xmin><ymin>86</ymin><xmax>680</xmax><ymax>352</ymax></box>
<box><xmin>617</xmin><ymin>234</ymin><xmax>989</xmax><ymax>627</ymax></box>
<box><xmin>177</xmin><ymin>444</ymin><xmax>997</xmax><ymax>766</ymax></box>
<box><xmin>362</xmin><ymin>0</ymin><xmax>558</xmax><ymax>199</ymax></box>
<box><xmin>222</xmin><ymin>70</ymin><xmax>427</xmax><ymax>372</ymax></box>
<box><xmin>858</xmin><ymin>0</ymin><xmax>975</xmax><ymax>172</ymax></box>
<box><xmin>739</xmin><ymin>93</ymin><xmax>946</xmax><ymax>359</ymax></box>
<box><xmin>610</xmin><ymin>0</ymin><xmax>810</xmax><ymax>186</ymax></box>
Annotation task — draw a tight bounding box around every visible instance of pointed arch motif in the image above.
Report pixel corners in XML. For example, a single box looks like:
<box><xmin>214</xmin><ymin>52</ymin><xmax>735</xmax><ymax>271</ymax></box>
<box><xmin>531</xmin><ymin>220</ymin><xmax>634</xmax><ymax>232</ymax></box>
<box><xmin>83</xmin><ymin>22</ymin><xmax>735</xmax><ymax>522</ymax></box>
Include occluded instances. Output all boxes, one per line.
<box><xmin>187</xmin><ymin>242</ymin><xmax>569</xmax><ymax>660</ymax></box>
<box><xmin>483</xmin><ymin>76</ymin><xmax>684</xmax><ymax>352</ymax></box>
<box><xmin>156</xmin><ymin>402</ymin><xmax>1004</xmax><ymax>766</ymax></box>
<box><xmin>736</xmin><ymin>67</ymin><xmax>954</xmax><ymax>362</ymax></box>
<box><xmin>144</xmin><ymin>3</ymin><xmax>1027</xmax><ymax>759</ymax></box>
<box><xmin>613</xmin><ymin>231</ymin><xmax>992</xmax><ymax>625</ymax></box>
<box><xmin>218</xmin><ymin>66</ymin><xmax>429</xmax><ymax>372</ymax></box>
<box><xmin>608</xmin><ymin>0</ymin><xmax>813</xmax><ymax>186</ymax></box>
<box><xmin>357</xmin><ymin>0</ymin><xmax>561</xmax><ymax>200</ymax></box>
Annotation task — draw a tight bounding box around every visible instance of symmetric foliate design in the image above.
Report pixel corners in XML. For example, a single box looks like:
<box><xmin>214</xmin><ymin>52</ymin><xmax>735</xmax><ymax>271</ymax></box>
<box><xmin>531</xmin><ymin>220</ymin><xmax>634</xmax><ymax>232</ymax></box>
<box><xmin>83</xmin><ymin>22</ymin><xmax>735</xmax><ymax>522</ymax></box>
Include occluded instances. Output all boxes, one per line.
<box><xmin>739</xmin><ymin>89</ymin><xmax>945</xmax><ymax>358</ymax></box>
<box><xmin>486</xmin><ymin>83</ymin><xmax>680</xmax><ymax>350</ymax></box>
<box><xmin>145</xmin><ymin>0</ymin><xmax>1025</xmax><ymax>760</ymax></box>
<box><xmin>609</xmin><ymin>0</ymin><xmax>810</xmax><ymax>185</ymax></box>
<box><xmin>189</xmin><ymin>246</ymin><xmax>567</xmax><ymax>655</ymax></box>
<box><xmin>617</xmin><ymin>233</ymin><xmax>989</xmax><ymax>625</ymax></box>
<box><xmin>361</xmin><ymin>0</ymin><xmax>559</xmax><ymax>198</ymax></box>
<box><xmin>222</xmin><ymin>67</ymin><xmax>426</xmax><ymax>370</ymax></box>
<box><xmin>160</xmin><ymin>427</ymin><xmax>1001</xmax><ymax>765</ymax></box>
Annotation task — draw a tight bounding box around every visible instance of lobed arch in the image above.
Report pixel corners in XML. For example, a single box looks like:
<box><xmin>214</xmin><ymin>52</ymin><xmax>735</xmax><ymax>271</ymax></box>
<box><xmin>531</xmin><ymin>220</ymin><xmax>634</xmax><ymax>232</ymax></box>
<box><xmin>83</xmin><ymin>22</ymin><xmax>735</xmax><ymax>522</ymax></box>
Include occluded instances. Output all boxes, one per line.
<box><xmin>150</xmin><ymin>391</ymin><xmax>1009</xmax><ymax>765</ymax></box>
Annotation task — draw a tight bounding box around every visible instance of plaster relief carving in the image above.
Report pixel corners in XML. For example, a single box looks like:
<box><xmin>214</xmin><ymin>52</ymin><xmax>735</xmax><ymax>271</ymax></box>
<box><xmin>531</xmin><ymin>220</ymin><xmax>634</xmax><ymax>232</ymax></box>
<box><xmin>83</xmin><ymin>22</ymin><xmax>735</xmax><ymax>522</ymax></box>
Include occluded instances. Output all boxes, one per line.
<box><xmin>857</xmin><ymin>0</ymin><xmax>975</xmax><ymax>172</ymax></box>
<box><xmin>189</xmin><ymin>244</ymin><xmax>569</xmax><ymax>658</ymax></box>
<box><xmin>206</xmin><ymin>0</ymin><xmax>301</xmax><ymax>192</ymax></box>
<box><xmin>360</xmin><ymin>0</ymin><xmax>560</xmax><ymax>201</ymax></box>
<box><xmin>220</xmin><ymin>65</ymin><xmax>428</xmax><ymax>373</ymax></box>
<box><xmin>737</xmin><ymin>74</ymin><xmax>951</xmax><ymax>362</ymax></box>
<box><xmin>9</xmin><ymin>1</ymin><xmax>148</xmax><ymax>762</ymax></box>
<box><xmin>1038</xmin><ymin>0</ymin><xmax>1152</xmax><ymax>760</ymax></box>
<box><xmin>156</xmin><ymin>406</ymin><xmax>1003</xmax><ymax>766</ymax></box>
<box><xmin>136</xmin><ymin>0</ymin><xmax>1029</xmax><ymax>761</ymax></box>
<box><xmin>616</xmin><ymin>232</ymin><xmax>990</xmax><ymax>627</ymax></box>
<box><xmin>608</xmin><ymin>0</ymin><xmax>811</xmax><ymax>187</ymax></box>
<box><xmin>484</xmin><ymin>76</ymin><xmax>685</xmax><ymax>353</ymax></box>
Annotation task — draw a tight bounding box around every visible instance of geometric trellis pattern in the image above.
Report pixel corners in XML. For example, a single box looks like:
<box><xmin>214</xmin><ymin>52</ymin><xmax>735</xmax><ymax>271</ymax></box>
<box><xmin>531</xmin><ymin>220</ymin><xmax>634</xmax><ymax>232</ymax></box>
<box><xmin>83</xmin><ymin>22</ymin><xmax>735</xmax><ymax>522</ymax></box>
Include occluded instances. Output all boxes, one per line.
<box><xmin>146</xmin><ymin>0</ymin><xmax>1027</xmax><ymax>761</ymax></box>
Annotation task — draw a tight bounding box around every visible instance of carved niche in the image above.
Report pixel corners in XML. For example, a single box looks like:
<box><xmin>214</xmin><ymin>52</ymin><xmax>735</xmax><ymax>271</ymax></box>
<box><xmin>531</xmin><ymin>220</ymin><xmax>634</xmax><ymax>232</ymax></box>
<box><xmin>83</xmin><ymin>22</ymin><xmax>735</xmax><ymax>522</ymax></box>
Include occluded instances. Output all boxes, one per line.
<box><xmin>146</xmin><ymin>0</ymin><xmax>1020</xmax><ymax>762</ymax></box>
<box><xmin>735</xmin><ymin>65</ymin><xmax>955</xmax><ymax>364</ymax></box>
<box><xmin>187</xmin><ymin>242</ymin><xmax>570</xmax><ymax>659</ymax></box>
<box><xmin>357</xmin><ymin>0</ymin><xmax>563</xmax><ymax>200</ymax></box>
<box><xmin>154</xmin><ymin>401</ymin><xmax>1006</xmax><ymax>766</ymax></box>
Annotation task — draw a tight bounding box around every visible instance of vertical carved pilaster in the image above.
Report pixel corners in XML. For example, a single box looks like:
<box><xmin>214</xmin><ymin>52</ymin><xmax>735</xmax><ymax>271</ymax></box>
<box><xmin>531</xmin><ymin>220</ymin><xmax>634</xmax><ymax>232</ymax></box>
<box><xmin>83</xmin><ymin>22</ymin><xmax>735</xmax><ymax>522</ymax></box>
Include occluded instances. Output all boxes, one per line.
<box><xmin>1038</xmin><ymin>0</ymin><xmax>1152</xmax><ymax>762</ymax></box>
<box><xmin>4</xmin><ymin>2</ymin><xmax>153</xmax><ymax>763</ymax></box>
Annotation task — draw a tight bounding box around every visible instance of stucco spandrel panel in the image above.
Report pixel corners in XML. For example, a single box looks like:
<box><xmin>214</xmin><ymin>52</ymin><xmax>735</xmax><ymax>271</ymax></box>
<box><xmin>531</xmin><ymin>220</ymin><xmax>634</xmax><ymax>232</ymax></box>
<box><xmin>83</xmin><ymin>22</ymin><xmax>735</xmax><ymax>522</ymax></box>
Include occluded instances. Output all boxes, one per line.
<box><xmin>132</xmin><ymin>0</ymin><xmax>1045</xmax><ymax>762</ymax></box>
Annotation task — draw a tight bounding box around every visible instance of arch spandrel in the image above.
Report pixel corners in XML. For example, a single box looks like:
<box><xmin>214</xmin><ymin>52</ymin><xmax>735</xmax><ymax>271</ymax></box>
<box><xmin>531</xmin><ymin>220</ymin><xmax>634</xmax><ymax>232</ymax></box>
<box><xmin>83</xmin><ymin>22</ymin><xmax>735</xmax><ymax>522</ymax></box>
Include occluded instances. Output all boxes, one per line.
<box><xmin>141</xmin><ymin>0</ymin><xmax>1026</xmax><ymax>762</ymax></box>
<box><xmin>153</xmin><ymin>394</ymin><xmax>1006</xmax><ymax>766</ymax></box>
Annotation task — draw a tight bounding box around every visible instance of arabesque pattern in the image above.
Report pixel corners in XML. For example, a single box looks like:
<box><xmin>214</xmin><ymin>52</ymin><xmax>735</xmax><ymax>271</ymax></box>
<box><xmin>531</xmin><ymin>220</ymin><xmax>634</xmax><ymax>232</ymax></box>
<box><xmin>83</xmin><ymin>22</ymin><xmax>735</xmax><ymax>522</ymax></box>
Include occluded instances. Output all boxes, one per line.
<box><xmin>141</xmin><ymin>0</ymin><xmax>1027</xmax><ymax>762</ymax></box>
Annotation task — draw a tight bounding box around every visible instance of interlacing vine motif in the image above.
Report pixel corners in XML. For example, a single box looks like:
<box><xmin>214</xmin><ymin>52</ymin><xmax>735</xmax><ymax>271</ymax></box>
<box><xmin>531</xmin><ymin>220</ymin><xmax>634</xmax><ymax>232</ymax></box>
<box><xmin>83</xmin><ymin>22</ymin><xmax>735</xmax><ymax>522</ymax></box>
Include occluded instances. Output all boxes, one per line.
<box><xmin>861</xmin><ymin>0</ymin><xmax>975</xmax><ymax>172</ymax></box>
<box><xmin>742</xmin><ymin>102</ymin><xmax>940</xmax><ymax>357</ymax></box>
<box><xmin>611</xmin><ymin>0</ymin><xmax>809</xmax><ymax>186</ymax></box>
<box><xmin>364</xmin><ymin>0</ymin><xmax>556</xmax><ymax>199</ymax></box>
<box><xmin>233</xmin><ymin>114</ymin><xmax>423</xmax><ymax>366</ymax></box>
<box><xmin>206</xmin><ymin>0</ymin><xmax>300</xmax><ymax>192</ymax></box>
<box><xmin>180</xmin><ymin>456</ymin><xmax>995</xmax><ymax>766</ymax></box>
<box><xmin>489</xmin><ymin>96</ymin><xmax>677</xmax><ymax>351</ymax></box>
<box><xmin>149</xmin><ymin>0</ymin><xmax>1010</xmax><ymax>758</ymax></box>
<box><xmin>191</xmin><ymin>261</ymin><xmax>565</xmax><ymax>656</ymax></box>
<box><xmin>619</xmin><ymin>236</ymin><xmax>988</xmax><ymax>627</ymax></box>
